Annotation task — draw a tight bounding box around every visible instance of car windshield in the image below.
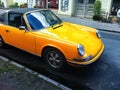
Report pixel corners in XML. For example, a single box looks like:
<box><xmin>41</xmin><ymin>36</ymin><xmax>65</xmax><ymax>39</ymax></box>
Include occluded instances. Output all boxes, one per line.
<box><xmin>26</xmin><ymin>10</ymin><xmax>62</xmax><ymax>30</ymax></box>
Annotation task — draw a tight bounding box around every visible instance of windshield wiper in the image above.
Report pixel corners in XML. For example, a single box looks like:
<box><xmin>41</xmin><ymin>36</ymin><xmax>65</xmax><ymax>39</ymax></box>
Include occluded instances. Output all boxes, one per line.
<box><xmin>52</xmin><ymin>21</ymin><xmax>63</xmax><ymax>29</ymax></box>
<box><xmin>52</xmin><ymin>24</ymin><xmax>63</xmax><ymax>29</ymax></box>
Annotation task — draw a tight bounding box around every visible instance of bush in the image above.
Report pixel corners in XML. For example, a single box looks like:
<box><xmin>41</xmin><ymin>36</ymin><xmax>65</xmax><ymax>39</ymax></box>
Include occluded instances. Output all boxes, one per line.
<box><xmin>93</xmin><ymin>0</ymin><xmax>101</xmax><ymax>20</ymax></box>
<box><xmin>34</xmin><ymin>6</ymin><xmax>39</xmax><ymax>8</ymax></box>
<box><xmin>93</xmin><ymin>15</ymin><xmax>101</xmax><ymax>20</ymax></box>
<box><xmin>9</xmin><ymin>3</ymin><xmax>19</xmax><ymax>8</ymax></box>
<box><xmin>19</xmin><ymin>3</ymin><xmax>27</xmax><ymax>8</ymax></box>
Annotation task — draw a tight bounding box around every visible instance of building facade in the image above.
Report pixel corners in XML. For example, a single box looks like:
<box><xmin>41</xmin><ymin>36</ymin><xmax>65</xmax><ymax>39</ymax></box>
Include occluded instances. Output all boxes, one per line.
<box><xmin>58</xmin><ymin>0</ymin><xmax>120</xmax><ymax>18</ymax></box>
<box><xmin>1</xmin><ymin>0</ymin><xmax>120</xmax><ymax>18</ymax></box>
<box><xmin>58</xmin><ymin>0</ymin><xmax>113</xmax><ymax>18</ymax></box>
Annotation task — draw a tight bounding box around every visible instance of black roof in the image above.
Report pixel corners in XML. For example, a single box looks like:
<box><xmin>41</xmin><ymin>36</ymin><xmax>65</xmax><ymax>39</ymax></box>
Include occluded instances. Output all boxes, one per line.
<box><xmin>8</xmin><ymin>8</ymin><xmax>40</xmax><ymax>14</ymax></box>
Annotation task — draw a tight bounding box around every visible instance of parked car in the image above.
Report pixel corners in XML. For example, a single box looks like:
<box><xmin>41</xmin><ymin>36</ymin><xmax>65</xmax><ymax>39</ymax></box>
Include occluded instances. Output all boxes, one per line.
<box><xmin>0</xmin><ymin>8</ymin><xmax>104</xmax><ymax>70</ymax></box>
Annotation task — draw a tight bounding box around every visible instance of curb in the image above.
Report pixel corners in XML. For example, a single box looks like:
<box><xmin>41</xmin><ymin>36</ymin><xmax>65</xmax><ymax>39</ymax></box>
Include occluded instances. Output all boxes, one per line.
<box><xmin>0</xmin><ymin>56</ymin><xmax>71</xmax><ymax>90</ymax></box>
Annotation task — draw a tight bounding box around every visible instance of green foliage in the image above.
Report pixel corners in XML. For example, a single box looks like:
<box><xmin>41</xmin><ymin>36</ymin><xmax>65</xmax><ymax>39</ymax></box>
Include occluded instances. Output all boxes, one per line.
<box><xmin>0</xmin><ymin>59</ymin><xmax>25</xmax><ymax>74</ymax></box>
<box><xmin>0</xmin><ymin>60</ymin><xmax>17</xmax><ymax>73</ymax></box>
<box><xmin>19</xmin><ymin>3</ymin><xmax>27</xmax><ymax>8</ymax></box>
<box><xmin>34</xmin><ymin>6</ymin><xmax>39</xmax><ymax>8</ymax></box>
<box><xmin>9</xmin><ymin>3</ymin><xmax>19</xmax><ymax>8</ymax></box>
<box><xmin>93</xmin><ymin>0</ymin><xmax>101</xmax><ymax>20</ymax></box>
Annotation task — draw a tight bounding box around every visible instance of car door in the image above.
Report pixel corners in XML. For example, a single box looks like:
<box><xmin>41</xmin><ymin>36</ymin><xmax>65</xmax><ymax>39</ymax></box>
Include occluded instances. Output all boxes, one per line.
<box><xmin>6</xmin><ymin>13</ymin><xmax>36</xmax><ymax>54</ymax></box>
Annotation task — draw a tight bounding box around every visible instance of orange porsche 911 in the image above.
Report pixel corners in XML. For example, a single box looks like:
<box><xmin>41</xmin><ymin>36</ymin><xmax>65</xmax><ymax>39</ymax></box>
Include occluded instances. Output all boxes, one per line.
<box><xmin>0</xmin><ymin>8</ymin><xmax>104</xmax><ymax>70</ymax></box>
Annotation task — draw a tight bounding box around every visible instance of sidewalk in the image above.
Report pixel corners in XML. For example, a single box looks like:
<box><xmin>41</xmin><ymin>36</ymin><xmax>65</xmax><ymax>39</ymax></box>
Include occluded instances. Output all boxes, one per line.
<box><xmin>57</xmin><ymin>14</ymin><xmax>120</xmax><ymax>33</ymax></box>
<box><xmin>0</xmin><ymin>56</ymin><xmax>70</xmax><ymax>90</ymax></box>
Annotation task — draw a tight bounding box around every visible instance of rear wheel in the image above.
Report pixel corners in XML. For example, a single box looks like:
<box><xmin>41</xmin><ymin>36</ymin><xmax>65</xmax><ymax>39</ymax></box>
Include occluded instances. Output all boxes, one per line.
<box><xmin>43</xmin><ymin>48</ymin><xmax>67</xmax><ymax>71</ymax></box>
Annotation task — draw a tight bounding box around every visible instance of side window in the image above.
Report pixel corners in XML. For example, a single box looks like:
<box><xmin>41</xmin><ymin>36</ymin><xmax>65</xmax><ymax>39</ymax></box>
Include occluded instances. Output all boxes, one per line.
<box><xmin>0</xmin><ymin>14</ymin><xmax>3</xmax><ymax>22</ymax></box>
<box><xmin>0</xmin><ymin>13</ymin><xmax>6</xmax><ymax>23</ymax></box>
<box><xmin>8</xmin><ymin>13</ymin><xmax>26</xmax><ymax>28</ymax></box>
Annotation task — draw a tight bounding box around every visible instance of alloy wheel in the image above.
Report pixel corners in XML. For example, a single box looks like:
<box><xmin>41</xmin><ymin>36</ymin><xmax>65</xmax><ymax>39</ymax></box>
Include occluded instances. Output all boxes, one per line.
<box><xmin>47</xmin><ymin>51</ymin><xmax>62</xmax><ymax>68</ymax></box>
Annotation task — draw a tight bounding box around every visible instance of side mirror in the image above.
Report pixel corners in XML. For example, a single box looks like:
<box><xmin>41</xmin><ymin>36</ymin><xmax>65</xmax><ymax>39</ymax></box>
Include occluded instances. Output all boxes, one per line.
<box><xmin>19</xmin><ymin>26</ymin><xmax>29</xmax><ymax>32</ymax></box>
<box><xmin>19</xmin><ymin>26</ymin><xmax>26</xmax><ymax>30</ymax></box>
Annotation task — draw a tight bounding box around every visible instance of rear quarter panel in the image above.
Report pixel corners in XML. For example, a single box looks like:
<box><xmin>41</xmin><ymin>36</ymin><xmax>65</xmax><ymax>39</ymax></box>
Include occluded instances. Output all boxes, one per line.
<box><xmin>0</xmin><ymin>24</ymin><xmax>9</xmax><ymax>43</ymax></box>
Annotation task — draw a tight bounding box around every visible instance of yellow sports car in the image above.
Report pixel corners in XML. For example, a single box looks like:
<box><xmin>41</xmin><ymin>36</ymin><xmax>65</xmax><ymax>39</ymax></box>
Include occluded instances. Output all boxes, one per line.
<box><xmin>0</xmin><ymin>8</ymin><xmax>104</xmax><ymax>70</ymax></box>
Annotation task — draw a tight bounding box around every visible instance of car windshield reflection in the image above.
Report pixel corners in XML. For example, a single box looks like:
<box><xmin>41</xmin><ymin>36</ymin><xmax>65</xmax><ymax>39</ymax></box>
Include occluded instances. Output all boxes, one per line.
<box><xmin>26</xmin><ymin>10</ymin><xmax>62</xmax><ymax>30</ymax></box>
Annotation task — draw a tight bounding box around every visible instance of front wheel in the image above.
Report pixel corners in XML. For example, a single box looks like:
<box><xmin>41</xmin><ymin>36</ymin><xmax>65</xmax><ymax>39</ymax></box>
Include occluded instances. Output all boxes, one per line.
<box><xmin>43</xmin><ymin>48</ymin><xmax>67</xmax><ymax>71</ymax></box>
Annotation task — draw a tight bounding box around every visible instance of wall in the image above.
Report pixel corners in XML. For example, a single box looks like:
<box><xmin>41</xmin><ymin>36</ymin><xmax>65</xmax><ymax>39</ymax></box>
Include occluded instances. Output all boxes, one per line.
<box><xmin>100</xmin><ymin>0</ymin><xmax>112</xmax><ymax>18</ymax></box>
<box><xmin>101</xmin><ymin>0</ymin><xmax>112</xmax><ymax>13</ymax></box>
<box><xmin>27</xmin><ymin>0</ymin><xmax>36</xmax><ymax>8</ymax></box>
<box><xmin>1</xmin><ymin>0</ymin><xmax>14</xmax><ymax>8</ymax></box>
<box><xmin>14</xmin><ymin>0</ymin><xmax>27</xmax><ymax>5</ymax></box>
<box><xmin>14</xmin><ymin>0</ymin><xmax>36</xmax><ymax>8</ymax></box>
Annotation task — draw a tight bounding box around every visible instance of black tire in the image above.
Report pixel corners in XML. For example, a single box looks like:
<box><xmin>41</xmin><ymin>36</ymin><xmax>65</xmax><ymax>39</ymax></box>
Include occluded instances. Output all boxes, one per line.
<box><xmin>0</xmin><ymin>36</ymin><xmax>6</xmax><ymax>48</ymax></box>
<box><xmin>43</xmin><ymin>48</ymin><xmax>67</xmax><ymax>71</ymax></box>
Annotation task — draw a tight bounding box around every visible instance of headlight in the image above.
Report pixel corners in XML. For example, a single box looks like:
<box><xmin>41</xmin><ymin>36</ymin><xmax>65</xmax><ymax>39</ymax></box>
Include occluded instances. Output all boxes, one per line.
<box><xmin>77</xmin><ymin>44</ymin><xmax>84</xmax><ymax>56</ymax></box>
<box><xmin>96</xmin><ymin>30</ymin><xmax>101</xmax><ymax>38</ymax></box>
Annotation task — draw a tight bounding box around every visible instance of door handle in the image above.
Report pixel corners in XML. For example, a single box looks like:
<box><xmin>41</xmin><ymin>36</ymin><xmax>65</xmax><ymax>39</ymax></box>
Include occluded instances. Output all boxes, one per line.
<box><xmin>6</xmin><ymin>30</ymin><xmax>10</xmax><ymax>32</ymax></box>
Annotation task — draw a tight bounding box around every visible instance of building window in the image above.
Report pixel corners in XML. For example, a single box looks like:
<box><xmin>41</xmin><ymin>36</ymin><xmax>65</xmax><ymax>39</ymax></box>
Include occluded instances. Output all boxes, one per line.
<box><xmin>89</xmin><ymin>0</ymin><xmax>95</xmax><ymax>3</ymax></box>
<box><xmin>78</xmin><ymin>0</ymin><xmax>84</xmax><ymax>3</ymax></box>
<box><xmin>48</xmin><ymin>0</ymin><xmax>58</xmax><ymax>8</ymax></box>
<box><xmin>61</xmin><ymin>0</ymin><xmax>69</xmax><ymax>12</ymax></box>
<box><xmin>78</xmin><ymin>0</ymin><xmax>95</xmax><ymax>4</ymax></box>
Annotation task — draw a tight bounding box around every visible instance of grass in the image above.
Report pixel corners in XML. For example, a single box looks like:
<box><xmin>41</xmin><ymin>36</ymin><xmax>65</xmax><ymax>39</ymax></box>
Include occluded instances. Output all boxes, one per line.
<box><xmin>0</xmin><ymin>59</ymin><xmax>24</xmax><ymax>74</ymax></box>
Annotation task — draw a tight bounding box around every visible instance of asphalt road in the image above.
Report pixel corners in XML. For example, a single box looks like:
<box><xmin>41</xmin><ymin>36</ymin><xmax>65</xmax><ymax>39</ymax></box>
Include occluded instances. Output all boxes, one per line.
<box><xmin>0</xmin><ymin>31</ymin><xmax>120</xmax><ymax>90</ymax></box>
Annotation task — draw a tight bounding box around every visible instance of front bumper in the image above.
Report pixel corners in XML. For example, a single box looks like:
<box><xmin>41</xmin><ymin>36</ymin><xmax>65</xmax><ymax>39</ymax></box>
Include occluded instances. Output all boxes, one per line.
<box><xmin>67</xmin><ymin>44</ymin><xmax>104</xmax><ymax>67</ymax></box>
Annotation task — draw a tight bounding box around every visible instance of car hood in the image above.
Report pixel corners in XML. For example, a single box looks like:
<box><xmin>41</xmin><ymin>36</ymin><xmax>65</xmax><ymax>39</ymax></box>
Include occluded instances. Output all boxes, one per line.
<box><xmin>33</xmin><ymin>22</ymin><xmax>103</xmax><ymax>56</ymax></box>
